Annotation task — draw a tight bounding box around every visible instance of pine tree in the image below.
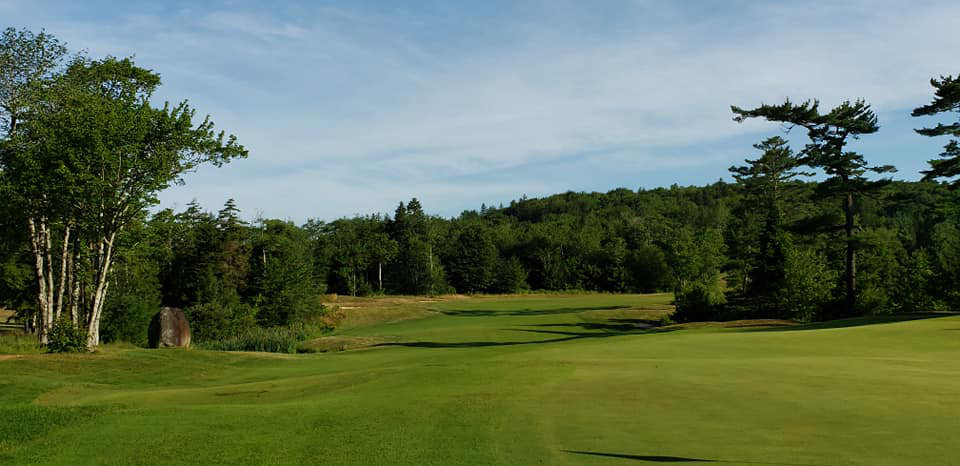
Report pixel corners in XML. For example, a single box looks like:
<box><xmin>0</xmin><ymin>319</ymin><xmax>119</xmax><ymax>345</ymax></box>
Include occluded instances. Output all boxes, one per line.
<box><xmin>729</xmin><ymin>136</ymin><xmax>810</xmax><ymax>311</ymax></box>
<box><xmin>912</xmin><ymin>75</ymin><xmax>960</xmax><ymax>186</ymax></box>
<box><xmin>733</xmin><ymin>99</ymin><xmax>895</xmax><ymax>316</ymax></box>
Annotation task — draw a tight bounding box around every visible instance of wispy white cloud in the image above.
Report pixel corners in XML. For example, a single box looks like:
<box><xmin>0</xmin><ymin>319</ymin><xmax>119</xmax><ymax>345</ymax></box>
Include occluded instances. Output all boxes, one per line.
<box><xmin>5</xmin><ymin>1</ymin><xmax>959</xmax><ymax>220</ymax></box>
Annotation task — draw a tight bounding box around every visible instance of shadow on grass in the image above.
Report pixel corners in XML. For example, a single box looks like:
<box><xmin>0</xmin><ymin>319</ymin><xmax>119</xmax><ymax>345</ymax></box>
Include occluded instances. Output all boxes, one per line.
<box><xmin>374</xmin><ymin>325</ymin><xmax>680</xmax><ymax>349</ymax></box>
<box><xmin>563</xmin><ymin>450</ymin><xmax>837</xmax><ymax>466</ymax></box>
<box><xmin>523</xmin><ymin>320</ymin><xmax>656</xmax><ymax>332</ymax></box>
<box><xmin>437</xmin><ymin>305</ymin><xmax>629</xmax><ymax>317</ymax></box>
<box><xmin>563</xmin><ymin>450</ymin><xmax>712</xmax><ymax>462</ymax></box>
<box><xmin>743</xmin><ymin>313</ymin><xmax>959</xmax><ymax>333</ymax></box>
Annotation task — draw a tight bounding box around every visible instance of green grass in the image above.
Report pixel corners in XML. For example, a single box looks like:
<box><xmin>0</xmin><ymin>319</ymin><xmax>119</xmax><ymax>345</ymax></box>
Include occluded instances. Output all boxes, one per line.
<box><xmin>1</xmin><ymin>293</ymin><xmax>959</xmax><ymax>465</ymax></box>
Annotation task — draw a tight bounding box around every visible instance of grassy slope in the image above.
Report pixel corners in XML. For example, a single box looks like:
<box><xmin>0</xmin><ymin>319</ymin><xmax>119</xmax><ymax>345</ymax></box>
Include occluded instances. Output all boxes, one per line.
<box><xmin>1</xmin><ymin>293</ymin><xmax>959</xmax><ymax>465</ymax></box>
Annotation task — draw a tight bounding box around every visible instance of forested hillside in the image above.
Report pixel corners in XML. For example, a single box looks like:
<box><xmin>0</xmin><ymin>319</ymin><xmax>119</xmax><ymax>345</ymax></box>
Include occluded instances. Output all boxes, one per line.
<box><xmin>4</xmin><ymin>179</ymin><xmax>960</xmax><ymax>344</ymax></box>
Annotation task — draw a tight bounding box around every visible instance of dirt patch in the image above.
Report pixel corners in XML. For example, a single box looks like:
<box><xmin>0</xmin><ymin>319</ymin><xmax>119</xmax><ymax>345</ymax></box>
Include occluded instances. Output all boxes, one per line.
<box><xmin>321</xmin><ymin>296</ymin><xmax>441</xmax><ymax>330</ymax></box>
<box><xmin>0</xmin><ymin>307</ymin><xmax>17</xmax><ymax>321</ymax></box>
<box><xmin>0</xmin><ymin>354</ymin><xmax>24</xmax><ymax>361</ymax></box>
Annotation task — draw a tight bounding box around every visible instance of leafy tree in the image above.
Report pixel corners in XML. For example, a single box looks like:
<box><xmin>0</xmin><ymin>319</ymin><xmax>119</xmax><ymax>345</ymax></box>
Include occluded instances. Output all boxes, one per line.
<box><xmin>489</xmin><ymin>256</ymin><xmax>528</xmax><ymax>294</ymax></box>
<box><xmin>733</xmin><ymin>99</ymin><xmax>894</xmax><ymax>316</ymax></box>
<box><xmin>779</xmin><ymin>245</ymin><xmax>836</xmax><ymax>322</ymax></box>
<box><xmin>668</xmin><ymin>225</ymin><xmax>727</xmax><ymax>321</ymax></box>
<box><xmin>3</xmin><ymin>53</ymin><xmax>246</xmax><ymax>347</ymax></box>
<box><xmin>912</xmin><ymin>75</ymin><xmax>960</xmax><ymax>186</ymax></box>
<box><xmin>0</xmin><ymin>27</ymin><xmax>70</xmax><ymax>343</ymax></box>
<box><xmin>626</xmin><ymin>243</ymin><xmax>670</xmax><ymax>293</ymax></box>
<box><xmin>0</xmin><ymin>27</ymin><xmax>68</xmax><ymax>135</ymax></box>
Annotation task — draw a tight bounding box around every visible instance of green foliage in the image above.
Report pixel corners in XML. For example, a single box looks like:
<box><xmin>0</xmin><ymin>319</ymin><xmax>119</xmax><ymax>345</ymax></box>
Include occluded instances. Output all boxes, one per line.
<box><xmin>779</xmin><ymin>246</ymin><xmax>836</xmax><ymax>321</ymax></box>
<box><xmin>45</xmin><ymin>317</ymin><xmax>87</xmax><ymax>353</ymax></box>
<box><xmin>489</xmin><ymin>256</ymin><xmax>529</xmax><ymax>294</ymax></box>
<box><xmin>249</xmin><ymin>220</ymin><xmax>320</xmax><ymax>326</ymax></box>
<box><xmin>100</xmin><ymin>220</ymin><xmax>163</xmax><ymax>345</ymax></box>
<box><xmin>627</xmin><ymin>243</ymin><xmax>670</xmax><ymax>293</ymax></box>
<box><xmin>729</xmin><ymin>137</ymin><xmax>809</xmax><ymax>307</ymax></box>
<box><xmin>185</xmin><ymin>301</ymin><xmax>258</xmax><ymax>342</ymax></box>
<box><xmin>445</xmin><ymin>224</ymin><xmax>497</xmax><ymax>293</ymax></box>
<box><xmin>892</xmin><ymin>250</ymin><xmax>941</xmax><ymax>313</ymax></box>
<box><xmin>196</xmin><ymin>322</ymin><xmax>323</xmax><ymax>354</ymax></box>
<box><xmin>672</xmin><ymin>275</ymin><xmax>726</xmax><ymax>322</ymax></box>
<box><xmin>732</xmin><ymin>98</ymin><xmax>893</xmax><ymax>316</ymax></box>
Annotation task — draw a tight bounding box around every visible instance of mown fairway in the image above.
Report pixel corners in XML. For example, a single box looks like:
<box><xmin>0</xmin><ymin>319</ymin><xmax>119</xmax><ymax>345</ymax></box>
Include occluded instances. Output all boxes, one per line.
<box><xmin>2</xmin><ymin>293</ymin><xmax>959</xmax><ymax>466</ymax></box>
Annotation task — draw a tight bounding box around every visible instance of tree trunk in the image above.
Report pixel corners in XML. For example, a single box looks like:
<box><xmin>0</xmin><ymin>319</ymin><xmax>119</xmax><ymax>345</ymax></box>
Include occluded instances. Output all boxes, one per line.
<box><xmin>427</xmin><ymin>246</ymin><xmax>434</xmax><ymax>296</ymax></box>
<box><xmin>54</xmin><ymin>226</ymin><xmax>71</xmax><ymax>321</ymax></box>
<box><xmin>378</xmin><ymin>261</ymin><xmax>383</xmax><ymax>292</ymax></box>
<box><xmin>27</xmin><ymin>217</ymin><xmax>50</xmax><ymax>344</ymax></box>
<box><xmin>68</xmin><ymin>243</ymin><xmax>79</xmax><ymax>326</ymax></box>
<box><xmin>844</xmin><ymin>193</ymin><xmax>856</xmax><ymax>316</ymax></box>
<box><xmin>86</xmin><ymin>233</ymin><xmax>116</xmax><ymax>349</ymax></box>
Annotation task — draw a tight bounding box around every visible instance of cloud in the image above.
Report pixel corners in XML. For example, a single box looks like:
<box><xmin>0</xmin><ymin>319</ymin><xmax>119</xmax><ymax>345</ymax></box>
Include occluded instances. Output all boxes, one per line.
<box><xmin>5</xmin><ymin>1</ymin><xmax>959</xmax><ymax>220</ymax></box>
<box><xmin>202</xmin><ymin>11</ymin><xmax>308</xmax><ymax>40</ymax></box>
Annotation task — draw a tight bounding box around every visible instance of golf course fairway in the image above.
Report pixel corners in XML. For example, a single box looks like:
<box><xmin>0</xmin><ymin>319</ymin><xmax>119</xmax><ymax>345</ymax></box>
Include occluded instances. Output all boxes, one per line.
<box><xmin>1</xmin><ymin>293</ymin><xmax>958</xmax><ymax>465</ymax></box>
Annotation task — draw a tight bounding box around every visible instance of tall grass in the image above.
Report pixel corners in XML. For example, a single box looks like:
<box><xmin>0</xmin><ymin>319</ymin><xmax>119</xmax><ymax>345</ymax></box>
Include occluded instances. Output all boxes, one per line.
<box><xmin>196</xmin><ymin>323</ymin><xmax>325</xmax><ymax>354</ymax></box>
<box><xmin>0</xmin><ymin>333</ymin><xmax>40</xmax><ymax>354</ymax></box>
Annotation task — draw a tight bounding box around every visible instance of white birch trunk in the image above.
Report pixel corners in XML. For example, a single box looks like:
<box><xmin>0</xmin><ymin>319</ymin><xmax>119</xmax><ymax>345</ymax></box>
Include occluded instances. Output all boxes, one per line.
<box><xmin>43</xmin><ymin>220</ymin><xmax>54</xmax><ymax>333</ymax></box>
<box><xmin>54</xmin><ymin>226</ymin><xmax>71</xmax><ymax>321</ymax></box>
<box><xmin>86</xmin><ymin>233</ymin><xmax>116</xmax><ymax>349</ymax></box>
<box><xmin>27</xmin><ymin>217</ymin><xmax>50</xmax><ymax>344</ymax></box>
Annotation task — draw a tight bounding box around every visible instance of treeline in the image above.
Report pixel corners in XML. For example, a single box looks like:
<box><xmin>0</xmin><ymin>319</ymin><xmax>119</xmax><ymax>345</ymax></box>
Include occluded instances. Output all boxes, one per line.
<box><xmin>7</xmin><ymin>175</ymin><xmax>957</xmax><ymax>344</ymax></box>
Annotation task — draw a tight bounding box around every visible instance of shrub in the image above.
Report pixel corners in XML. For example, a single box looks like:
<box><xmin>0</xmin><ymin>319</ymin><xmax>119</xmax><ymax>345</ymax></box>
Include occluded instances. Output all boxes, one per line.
<box><xmin>46</xmin><ymin>318</ymin><xmax>87</xmax><ymax>353</ymax></box>
<box><xmin>672</xmin><ymin>275</ymin><xmax>726</xmax><ymax>322</ymax></box>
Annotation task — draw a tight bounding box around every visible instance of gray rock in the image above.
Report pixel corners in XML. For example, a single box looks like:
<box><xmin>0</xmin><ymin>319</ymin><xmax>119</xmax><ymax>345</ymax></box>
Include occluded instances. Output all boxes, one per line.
<box><xmin>148</xmin><ymin>307</ymin><xmax>191</xmax><ymax>348</ymax></box>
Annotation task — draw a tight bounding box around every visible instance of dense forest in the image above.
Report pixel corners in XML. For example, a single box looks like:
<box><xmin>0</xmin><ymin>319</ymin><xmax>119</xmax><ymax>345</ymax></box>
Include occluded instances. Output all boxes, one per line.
<box><xmin>2</xmin><ymin>28</ymin><xmax>959</xmax><ymax>349</ymax></box>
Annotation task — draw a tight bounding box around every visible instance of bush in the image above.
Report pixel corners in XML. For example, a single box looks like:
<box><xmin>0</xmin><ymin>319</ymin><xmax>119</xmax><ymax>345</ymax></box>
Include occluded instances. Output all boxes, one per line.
<box><xmin>46</xmin><ymin>318</ymin><xmax>87</xmax><ymax>353</ymax></box>
<box><xmin>673</xmin><ymin>279</ymin><xmax>727</xmax><ymax>322</ymax></box>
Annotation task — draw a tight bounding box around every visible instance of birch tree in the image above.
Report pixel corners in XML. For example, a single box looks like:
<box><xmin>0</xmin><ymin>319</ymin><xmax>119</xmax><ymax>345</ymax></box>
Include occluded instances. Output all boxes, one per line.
<box><xmin>0</xmin><ymin>28</ymin><xmax>69</xmax><ymax>342</ymax></box>
<box><xmin>4</xmin><ymin>54</ymin><xmax>246</xmax><ymax>348</ymax></box>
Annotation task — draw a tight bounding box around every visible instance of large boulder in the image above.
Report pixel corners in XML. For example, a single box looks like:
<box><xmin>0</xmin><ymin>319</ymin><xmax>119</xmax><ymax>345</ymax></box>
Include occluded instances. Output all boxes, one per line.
<box><xmin>148</xmin><ymin>307</ymin><xmax>191</xmax><ymax>348</ymax></box>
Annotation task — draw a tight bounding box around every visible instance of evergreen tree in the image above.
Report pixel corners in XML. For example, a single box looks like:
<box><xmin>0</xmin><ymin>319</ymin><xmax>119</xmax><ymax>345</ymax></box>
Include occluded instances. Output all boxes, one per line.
<box><xmin>729</xmin><ymin>136</ymin><xmax>810</xmax><ymax>312</ymax></box>
<box><xmin>912</xmin><ymin>74</ymin><xmax>960</xmax><ymax>186</ymax></box>
<box><xmin>445</xmin><ymin>223</ymin><xmax>497</xmax><ymax>293</ymax></box>
<box><xmin>733</xmin><ymin>99</ymin><xmax>894</xmax><ymax>316</ymax></box>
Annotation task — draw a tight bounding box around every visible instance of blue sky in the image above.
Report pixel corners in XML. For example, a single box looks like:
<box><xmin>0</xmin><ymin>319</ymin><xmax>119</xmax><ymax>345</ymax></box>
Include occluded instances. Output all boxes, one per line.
<box><xmin>3</xmin><ymin>0</ymin><xmax>958</xmax><ymax>221</ymax></box>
